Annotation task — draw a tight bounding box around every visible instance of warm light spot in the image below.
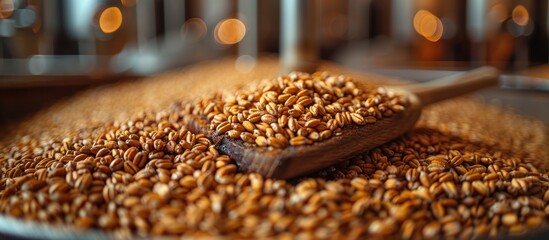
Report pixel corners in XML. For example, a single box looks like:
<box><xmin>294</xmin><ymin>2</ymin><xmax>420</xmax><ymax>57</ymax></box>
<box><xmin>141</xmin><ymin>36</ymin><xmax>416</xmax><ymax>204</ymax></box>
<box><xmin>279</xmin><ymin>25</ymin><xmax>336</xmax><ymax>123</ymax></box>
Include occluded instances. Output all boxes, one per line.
<box><xmin>420</xmin><ymin>14</ymin><xmax>439</xmax><ymax>38</ymax></box>
<box><xmin>214</xmin><ymin>18</ymin><xmax>246</xmax><ymax>45</ymax></box>
<box><xmin>512</xmin><ymin>4</ymin><xmax>529</xmax><ymax>26</ymax></box>
<box><xmin>121</xmin><ymin>0</ymin><xmax>137</xmax><ymax>7</ymax></box>
<box><xmin>427</xmin><ymin>18</ymin><xmax>443</xmax><ymax>42</ymax></box>
<box><xmin>413</xmin><ymin>10</ymin><xmax>443</xmax><ymax>42</ymax></box>
<box><xmin>413</xmin><ymin>10</ymin><xmax>431</xmax><ymax>35</ymax></box>
<box><xmin>99</xmin><ymin>7</ymin><xmax>123</xmax><ymax>34</ymax></box>
<box><xmin>0</xmin><ymin>0</ymin><xmax>14</xmax><ymax>19</ymax></box>
<box><xmin>181</xmin><ymin>18</ymin><xmax>207</xmax><ymax>41</ymax></box>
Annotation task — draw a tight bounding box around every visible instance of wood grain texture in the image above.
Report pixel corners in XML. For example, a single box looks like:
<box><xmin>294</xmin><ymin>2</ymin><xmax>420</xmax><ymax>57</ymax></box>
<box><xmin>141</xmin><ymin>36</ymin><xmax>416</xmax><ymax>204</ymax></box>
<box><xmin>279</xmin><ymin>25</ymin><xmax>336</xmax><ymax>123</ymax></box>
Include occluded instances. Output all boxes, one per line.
<box><xmin>404</xmin><ymin>66</ymin><xmax>500</xmax><ymax>105</ymax></box>
<box><xmin>185</xmin><ymin>93</ymin><xmax>422</xmax><ymax>179</ymax></box>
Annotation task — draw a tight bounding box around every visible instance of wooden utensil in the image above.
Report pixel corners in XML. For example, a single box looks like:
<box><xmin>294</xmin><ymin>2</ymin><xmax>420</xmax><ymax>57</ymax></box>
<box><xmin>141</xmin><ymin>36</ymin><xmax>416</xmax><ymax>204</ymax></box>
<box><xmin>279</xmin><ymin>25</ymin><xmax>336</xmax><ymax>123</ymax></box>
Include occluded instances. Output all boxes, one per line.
<box><xmin>184</xmin><ymin>67</ymin><xmax>500</xmax><ymax>179</ymax></box>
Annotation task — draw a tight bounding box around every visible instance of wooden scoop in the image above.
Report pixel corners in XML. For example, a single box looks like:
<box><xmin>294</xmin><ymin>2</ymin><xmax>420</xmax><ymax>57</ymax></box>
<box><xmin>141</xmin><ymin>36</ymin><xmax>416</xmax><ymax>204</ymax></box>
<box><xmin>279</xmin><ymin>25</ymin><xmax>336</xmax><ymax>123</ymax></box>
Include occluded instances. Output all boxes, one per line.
<box><xmin>185</xmin><ymin>67</ymin><xmax>500</xmax><ymax>179</ymax></box>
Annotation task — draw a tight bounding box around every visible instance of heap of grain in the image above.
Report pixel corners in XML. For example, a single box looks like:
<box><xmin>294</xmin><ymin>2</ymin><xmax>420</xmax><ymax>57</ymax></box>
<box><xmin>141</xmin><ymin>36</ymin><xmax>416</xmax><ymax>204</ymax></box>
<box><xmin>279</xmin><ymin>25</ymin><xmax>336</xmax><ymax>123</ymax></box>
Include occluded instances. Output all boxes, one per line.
<box><xmin>189</xmin><ymin>71</ymin><xmax>407</xmax><ymax>148</ymax></box>
<box><xmin>0</xmin><ymin>59</ymin><xmax>548</xmax><ymax>239</ymax></box>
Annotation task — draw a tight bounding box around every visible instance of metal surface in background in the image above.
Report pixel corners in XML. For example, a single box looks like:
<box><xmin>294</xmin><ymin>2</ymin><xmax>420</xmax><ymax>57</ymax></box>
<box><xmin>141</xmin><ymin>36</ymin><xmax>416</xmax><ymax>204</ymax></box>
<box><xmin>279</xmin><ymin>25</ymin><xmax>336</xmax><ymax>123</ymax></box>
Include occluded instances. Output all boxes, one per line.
<box><xmin>280</xmin><ymin>0</ymin><xmax>320</xmax><ymax>73</ymax></box>
<box><xmin>0</xmin><ymin>0</ymin><xmax>227</xmax><ymax>83</ymax></box>
<box><xmin>2</xmin><ymin>0</ymin><xmax>549</xmax><ymax>80</ymax></box>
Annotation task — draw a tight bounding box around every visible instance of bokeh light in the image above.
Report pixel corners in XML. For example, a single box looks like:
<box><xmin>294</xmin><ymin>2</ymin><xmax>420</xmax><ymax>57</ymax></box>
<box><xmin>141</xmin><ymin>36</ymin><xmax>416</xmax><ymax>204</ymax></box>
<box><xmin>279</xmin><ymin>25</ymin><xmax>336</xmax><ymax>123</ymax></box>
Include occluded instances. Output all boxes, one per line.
<box><xmin>99</xmin><ymin>7</ymin><xmax>123</xmax><ymax>34</ymax></box>
<box><xmin>214</xmin><ymin>18</ymin><xmax>246</xmax><ymax>45</ymax></box>
<box><xmin>512</xmin><ymin>4</ymin><xmax>529</xmax><ymax>26</ymax></box>
<box><xmin>181</xmin><ymin>18</ymin><xmax>207</xmax><ymax>41</ymax></box>
<box><xmin>413</xmin><ymin>10</ymin><xmax>443</xmax><ymax>42</ymax></box>
<box><xmin>0</xmin><ymin>0</ymin><xmax>14</xmax><ymax>19</ymax></box>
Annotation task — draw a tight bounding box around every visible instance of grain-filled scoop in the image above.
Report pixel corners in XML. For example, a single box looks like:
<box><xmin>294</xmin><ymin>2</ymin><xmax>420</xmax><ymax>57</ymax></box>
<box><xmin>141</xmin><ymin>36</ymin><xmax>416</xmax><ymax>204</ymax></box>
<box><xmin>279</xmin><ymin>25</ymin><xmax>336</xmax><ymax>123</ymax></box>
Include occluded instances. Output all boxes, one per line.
<box><xmin>184</xmin><ymin>67</ymin><xmax>499</xmax><ymax>179</ymax></box>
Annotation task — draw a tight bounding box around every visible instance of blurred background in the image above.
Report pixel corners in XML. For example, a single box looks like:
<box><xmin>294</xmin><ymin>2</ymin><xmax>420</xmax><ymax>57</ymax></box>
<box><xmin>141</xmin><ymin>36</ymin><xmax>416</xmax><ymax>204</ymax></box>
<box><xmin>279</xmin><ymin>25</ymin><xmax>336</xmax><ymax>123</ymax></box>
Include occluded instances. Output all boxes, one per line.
<box><xmin>0</xmin><ymin>0</ymin><xmax>548</xmax><ymax>125</ymax></box>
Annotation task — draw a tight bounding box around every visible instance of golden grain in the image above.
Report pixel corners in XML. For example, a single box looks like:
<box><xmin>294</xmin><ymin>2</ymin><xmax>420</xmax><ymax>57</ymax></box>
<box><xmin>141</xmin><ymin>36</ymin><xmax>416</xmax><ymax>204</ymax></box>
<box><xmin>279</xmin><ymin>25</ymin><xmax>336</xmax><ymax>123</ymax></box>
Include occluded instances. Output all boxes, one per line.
<box><xmin>195</xmin><ymin>72</ymin><xmax>407</xmax><ymax>148</ymax></box>
<box><xmin>0</xmin><ymin>68</ymin><xmax>547</xmax><ymax>240</ymax></box>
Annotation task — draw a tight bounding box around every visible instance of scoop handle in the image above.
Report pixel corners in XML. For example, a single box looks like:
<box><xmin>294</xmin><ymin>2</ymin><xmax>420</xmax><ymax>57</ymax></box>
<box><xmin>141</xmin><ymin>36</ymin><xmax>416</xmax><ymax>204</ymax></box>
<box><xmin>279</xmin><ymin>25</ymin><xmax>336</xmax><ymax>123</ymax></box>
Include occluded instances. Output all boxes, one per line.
<box><xmin>403</xmin><ymin>66</ymin><xmax>500</xmax><ymax>106</ymax></box>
